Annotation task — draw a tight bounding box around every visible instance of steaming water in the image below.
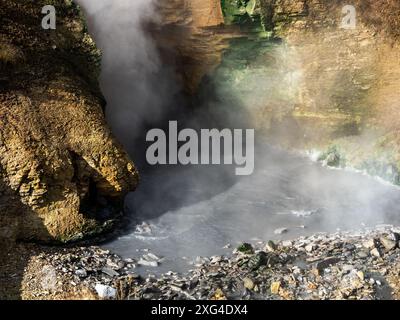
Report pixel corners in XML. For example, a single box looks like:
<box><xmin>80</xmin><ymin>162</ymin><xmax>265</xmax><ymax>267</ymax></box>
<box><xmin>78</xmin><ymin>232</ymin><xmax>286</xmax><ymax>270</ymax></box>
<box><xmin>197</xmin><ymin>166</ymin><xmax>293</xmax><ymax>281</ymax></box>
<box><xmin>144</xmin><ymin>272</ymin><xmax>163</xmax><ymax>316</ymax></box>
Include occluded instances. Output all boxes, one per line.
<box><xmin>76</xmin><ymin>1</ymin><xmax>400</xmax><ymax>275</ymax></box>
<box><xmin>104</xmin><ymin>144</ymin><xmax>400</xmax><ymax>274</ymax></box>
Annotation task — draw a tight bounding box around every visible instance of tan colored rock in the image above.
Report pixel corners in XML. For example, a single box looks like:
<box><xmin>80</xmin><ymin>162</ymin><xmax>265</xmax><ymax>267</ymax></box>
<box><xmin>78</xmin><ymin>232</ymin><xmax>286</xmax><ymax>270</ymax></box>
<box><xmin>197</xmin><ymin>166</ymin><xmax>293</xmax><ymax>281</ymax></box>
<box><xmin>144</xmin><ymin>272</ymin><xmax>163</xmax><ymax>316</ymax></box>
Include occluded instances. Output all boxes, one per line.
<box><xmin>0</xmin><ymin>1</ymin><xmax>138</xmax><ymax>243</ymax></box>
<box><xmin>154</xmin><ymin>0</ymin><xmax>231</xmax><ymax>93</ymax></box>
<box><xmin>243</xmin><ymin>277</ymin><xmax>255</xmax><ymax>290</ymax></box>
<box><xmin>156</xmin><ymin>0</ymin><xmax>400</xmax><ymax>177</ymax></box>
<box><xmin>270</xmin><ymin>281</ymin><xmax>281</xmax><ymax>294</ymax></box>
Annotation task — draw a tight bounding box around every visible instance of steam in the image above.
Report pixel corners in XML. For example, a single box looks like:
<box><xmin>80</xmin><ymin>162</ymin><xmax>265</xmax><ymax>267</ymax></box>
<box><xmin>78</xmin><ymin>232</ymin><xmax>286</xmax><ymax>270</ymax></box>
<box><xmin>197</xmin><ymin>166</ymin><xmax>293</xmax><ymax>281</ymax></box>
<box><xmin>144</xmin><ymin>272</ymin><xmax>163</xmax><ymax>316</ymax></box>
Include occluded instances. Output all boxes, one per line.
<box><xmin>76</xmin><ymin>0</ymin><xmax>179</xmax><ymax>156</ymax></box>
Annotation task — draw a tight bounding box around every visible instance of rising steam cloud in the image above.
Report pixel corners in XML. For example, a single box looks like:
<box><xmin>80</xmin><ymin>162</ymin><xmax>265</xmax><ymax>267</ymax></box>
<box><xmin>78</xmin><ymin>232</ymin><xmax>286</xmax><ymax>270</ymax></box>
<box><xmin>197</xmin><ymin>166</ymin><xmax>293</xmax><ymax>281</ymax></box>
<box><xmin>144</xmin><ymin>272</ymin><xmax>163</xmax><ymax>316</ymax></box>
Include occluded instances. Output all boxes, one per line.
<box><xmin>76</xmin><ymin>0</ymin><xmax>179</xmax><ymax>157</ymax></box>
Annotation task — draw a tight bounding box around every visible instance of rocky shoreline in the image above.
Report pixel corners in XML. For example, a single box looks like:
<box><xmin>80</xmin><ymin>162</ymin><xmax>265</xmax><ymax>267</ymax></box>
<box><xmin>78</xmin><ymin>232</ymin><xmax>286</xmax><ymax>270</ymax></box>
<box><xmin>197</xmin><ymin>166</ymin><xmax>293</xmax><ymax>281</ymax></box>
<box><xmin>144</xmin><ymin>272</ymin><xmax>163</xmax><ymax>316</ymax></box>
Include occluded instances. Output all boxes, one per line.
<box><xmin>6</xmin><ymin>225</ymin><xmax>399</xmax><ymax>300</ymax></box>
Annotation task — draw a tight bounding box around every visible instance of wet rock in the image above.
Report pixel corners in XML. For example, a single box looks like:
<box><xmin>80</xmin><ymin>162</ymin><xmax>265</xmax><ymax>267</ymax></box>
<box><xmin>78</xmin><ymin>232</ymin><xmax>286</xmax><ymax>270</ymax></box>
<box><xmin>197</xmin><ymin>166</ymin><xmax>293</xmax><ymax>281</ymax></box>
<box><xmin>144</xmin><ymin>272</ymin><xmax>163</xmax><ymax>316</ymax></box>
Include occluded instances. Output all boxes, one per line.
<box><xmin>138</xmin><ymin>259</ymin><xmax>159</xmax><ymax>268</ymax></box>
<box><xmin>189</xmin><ymin>279</ymin><xmax>199</xmax><ymax>290</ymax></box>
<box><xmin>210</xmin><ymin>256</ymin><xmax>222</xmax><ymax>264</ymax></box>
<box><xmin>192</xmin><ymin>256</ymin><xmax>209</xmax><ymax>267</ymax></box>
<box><xmin>102</xmin><ymin>268</ymin><xmax>119</xmax><ymax>277</ymax></box>
<box><xmin>145</xmin><ymin>253</ymin><xmax>162</xmax><ymax>261</ymax></box>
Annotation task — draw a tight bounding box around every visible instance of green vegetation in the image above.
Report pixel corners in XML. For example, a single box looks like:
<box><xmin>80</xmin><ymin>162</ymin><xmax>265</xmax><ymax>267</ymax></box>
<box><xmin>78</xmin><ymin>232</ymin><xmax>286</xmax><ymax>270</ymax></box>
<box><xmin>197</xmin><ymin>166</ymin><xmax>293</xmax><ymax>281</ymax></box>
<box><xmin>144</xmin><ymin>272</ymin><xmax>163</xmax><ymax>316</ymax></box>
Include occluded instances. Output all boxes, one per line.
<box><xmin>221</xmin><ymin>0</ymin><xmax>270</xmax><ymax>34</ymax></box>
<box><xmin>237</xmin><ymin>243</ymin><xmax>254</xmax><ymax>254</ymax></box>
<box><xmin>318</xmin><ymin>145</ymin><xmax>347</xmax><ymax>168</ymax></box>
<box><xmin>359</xmin><ymin>160</ymin><xmax>400</xmax><ymax>185</ymax></box>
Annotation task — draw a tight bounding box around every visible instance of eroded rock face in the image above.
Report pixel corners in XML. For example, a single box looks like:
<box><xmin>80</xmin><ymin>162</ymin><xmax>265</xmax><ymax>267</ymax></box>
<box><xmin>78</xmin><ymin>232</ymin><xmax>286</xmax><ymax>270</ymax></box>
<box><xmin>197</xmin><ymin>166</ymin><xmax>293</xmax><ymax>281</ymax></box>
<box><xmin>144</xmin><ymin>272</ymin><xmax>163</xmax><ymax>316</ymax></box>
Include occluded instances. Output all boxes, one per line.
<box><xmin>157</xmin><ymin>0</ymin><xmax>400</xmax><ymax>181</ymax></box>
<box><xmin>0</xmin><ymin>0</ymin><xmax>138</xmax><ymax>243</ymax></box>
<box><xmin>261</xmin><ymin>0</ymin><xmax>400</xmax><ymax>173</ymax></box>
<box><xmin>153</xmin><ymin>0</ymin><xmax>231</xmax><ymax>93</ymax></box>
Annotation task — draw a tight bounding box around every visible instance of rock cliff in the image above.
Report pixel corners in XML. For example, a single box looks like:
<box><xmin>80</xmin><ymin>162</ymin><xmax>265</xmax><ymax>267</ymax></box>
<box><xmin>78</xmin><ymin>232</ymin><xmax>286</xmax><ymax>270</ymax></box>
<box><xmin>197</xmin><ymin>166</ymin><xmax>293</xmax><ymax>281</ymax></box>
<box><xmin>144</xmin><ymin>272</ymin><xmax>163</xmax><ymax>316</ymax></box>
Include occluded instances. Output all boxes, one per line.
<box><xmin>0</xmin><ymin>0</ymin><xmax>139</xmax><ymax>245</ymax></box>
<box><xmin>157</xmin><ymin>0</ymin><xmax>400</xmax><ymax>183</ymax></box>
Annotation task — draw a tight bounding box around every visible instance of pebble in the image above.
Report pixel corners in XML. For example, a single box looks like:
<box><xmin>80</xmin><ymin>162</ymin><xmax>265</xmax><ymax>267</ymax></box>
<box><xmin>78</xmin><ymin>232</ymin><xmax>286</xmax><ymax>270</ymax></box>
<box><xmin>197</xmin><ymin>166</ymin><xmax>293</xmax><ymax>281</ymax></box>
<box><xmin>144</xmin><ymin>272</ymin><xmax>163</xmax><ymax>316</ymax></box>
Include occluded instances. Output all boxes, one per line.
<box><xmin>95</xmin><ymin>284</ymin><xmax>117</xmax><ymax>299</ymax></box>
<box><xmin>363</xmin><ymin>239</ymin><xmax>376</xmax><ymax>249</ymax></box>
<box><xmin>102</xmin><ymin>268</ymin><xmax>119</xmax><ymax>277</ymax></box>
<box><xmin>380</xmin><ymin>237</ymin><xmax>397</xmax><ymax>252</ymax></box>
<box><xmin>316</xmin><ymin>257</ymin><xmax>340</xmax><ymax>272</ymax></box>
<box><xmin>138</xmin><ymin>259</ymin><xmax>159</xmax><ymax>268</ymax></box>
<box><xmin>388</xmin><ymin>232</ymin><xmax>400</xmax><ymax>243</ymax></box>
<box><xmin>145</xmin><ymin>253</ymin><xmax>161</xmax><ymax>261</ymax></box>
<box><xmin>265</xmin><ymin>241</ymin><xmax>277</xmax><ymax>252</ymax></box>
<box><xmin>370</xmin><ymin>248</ymin><xmax>382</xmax><ymax>258</ymax></box>
<box><xmin>75</xmin><ymin>269</ymin><xmax>87</xmax><ymax>278</ymax></box>
<box><xmin>281</xmin><ymin>240</ymin><xmax>293</xmax><ymax>247</ymax></box>
<box><xmin>342</xmin><ymin>264</ymin><xmax>355</xmax><ymax>272</ymax></box>
<box><xmin>270</xmin><ymin>281</ymin><xmax>281</xmax><ymax>295</ymax></box>
<box><xmin>356</xmin><ymin>271</ymin><xmax>365</xmax><ymax>281</ymax></box>
<box><xmin>305</xmin><ymin>244</ymin><xmax>315</xmax><ymax>252</ymax></box>
<box><xmin>243</xmin><ymin>277</ymin><xmax>255</xmax><ymax>290</ymax></box>
<box><xmin>356</xmin><ymin>250</ymin><xmax>369</xmax><ymax>259</ymax></box>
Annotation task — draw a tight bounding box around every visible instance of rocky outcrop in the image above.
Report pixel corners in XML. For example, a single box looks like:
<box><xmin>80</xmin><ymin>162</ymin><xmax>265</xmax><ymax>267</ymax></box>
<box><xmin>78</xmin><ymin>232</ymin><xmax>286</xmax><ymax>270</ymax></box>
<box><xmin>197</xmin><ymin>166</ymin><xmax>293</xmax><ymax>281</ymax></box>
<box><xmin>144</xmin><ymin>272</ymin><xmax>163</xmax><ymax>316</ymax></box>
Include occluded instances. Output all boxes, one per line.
<box><xmin>153</xmin><ymin>0</ymin><xmax>231</xmax><ymax>93</ymax></box>
<box><xmin>0</xmin><ymin>0</ymin><xmax>139</xmax><ymax>244</ymax></box>
<box><xmin>259</xmin><ymin>0</ymin><xmax>400</xmax><ymax>180</ymax></box>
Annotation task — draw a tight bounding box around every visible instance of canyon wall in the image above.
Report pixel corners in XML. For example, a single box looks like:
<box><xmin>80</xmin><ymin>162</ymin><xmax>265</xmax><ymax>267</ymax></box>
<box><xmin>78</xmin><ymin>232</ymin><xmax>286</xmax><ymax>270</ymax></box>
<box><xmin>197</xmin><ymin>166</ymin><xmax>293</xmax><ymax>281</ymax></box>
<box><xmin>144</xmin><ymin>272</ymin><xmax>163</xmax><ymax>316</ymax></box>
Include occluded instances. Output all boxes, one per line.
<box><xmin>153</xmin><ymin>0</ymin><xmax>230</xmax><ymax>93</ymax></box>
<box><xmin>158</xmin><ymin>0</ymin><xmax>400</xmax><ymax>182</ymax></box>
<box><xmin>262</xmin><ymin>0</ymin><xmax>400</xmax><ymax>182</ymax></box>
<box><xmin>0</xmin><ymin>0</ymin><xmax>139</xmax><ymax>245</ymax></box>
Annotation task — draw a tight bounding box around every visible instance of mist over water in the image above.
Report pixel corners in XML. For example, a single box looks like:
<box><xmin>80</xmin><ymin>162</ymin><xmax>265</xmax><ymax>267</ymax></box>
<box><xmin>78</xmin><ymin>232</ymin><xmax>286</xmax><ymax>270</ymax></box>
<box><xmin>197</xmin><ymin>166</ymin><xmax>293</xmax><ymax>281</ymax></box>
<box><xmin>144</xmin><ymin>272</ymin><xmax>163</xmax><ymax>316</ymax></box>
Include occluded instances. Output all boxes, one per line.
<box><xmin>76</xmin><ymin>1</ymin><xmax>400</xmax><ymax>274</ymax></box>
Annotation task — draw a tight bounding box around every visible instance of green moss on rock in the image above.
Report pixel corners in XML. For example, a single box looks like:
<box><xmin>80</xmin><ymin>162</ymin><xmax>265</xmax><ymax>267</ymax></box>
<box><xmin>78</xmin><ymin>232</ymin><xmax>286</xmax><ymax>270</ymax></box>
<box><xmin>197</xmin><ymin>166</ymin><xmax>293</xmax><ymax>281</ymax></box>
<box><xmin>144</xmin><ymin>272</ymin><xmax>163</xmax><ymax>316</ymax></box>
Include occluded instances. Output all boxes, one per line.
<box><xmin>237</xmin><ymin>242</ymin><xmax>254</xmax><ymax>254</ymax></box>
<box><xmin>221</xmin><ymin>0</ymin><xmax>268</xmax><ymax>33</ymax></box>
<box><xmin>318</xmin><ymin>146</ymin><xmax>347</xmax><ymax>168</ymax></box>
